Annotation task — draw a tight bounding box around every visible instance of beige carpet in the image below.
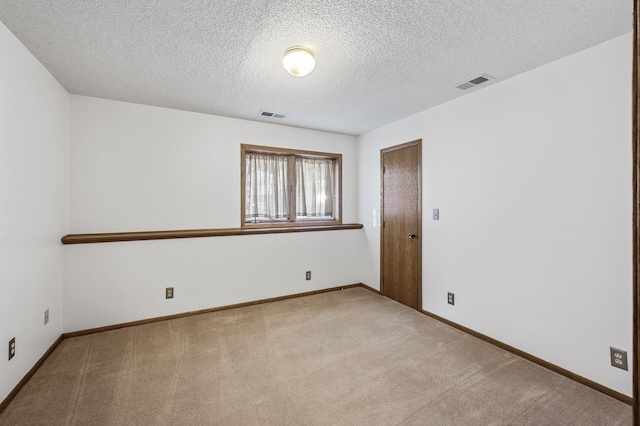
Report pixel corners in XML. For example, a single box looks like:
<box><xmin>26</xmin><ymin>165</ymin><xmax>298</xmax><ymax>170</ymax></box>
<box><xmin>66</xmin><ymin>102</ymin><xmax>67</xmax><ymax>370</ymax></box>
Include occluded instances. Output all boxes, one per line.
<box><xmin>0</xmin><ymin>287</ymin><xmax>631</xmax><ymax>425</ymax></box>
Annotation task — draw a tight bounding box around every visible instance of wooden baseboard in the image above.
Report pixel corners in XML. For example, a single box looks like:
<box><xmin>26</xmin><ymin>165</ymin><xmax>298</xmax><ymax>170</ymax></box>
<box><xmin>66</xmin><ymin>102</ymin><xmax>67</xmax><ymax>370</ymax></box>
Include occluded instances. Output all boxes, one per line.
<box><xmin>420</xmin><ymin>309</ymin><xmax>633</xmax><ymax>406</ymax></box>
<box><xmin>63</xmin><ymin>284</ymin><xmax>364</xmax><ymax>338</ymax></box>
<box><xmin>0</xmin><ymin>335</ymin><xmax>63</xmax><ymax>414</ymax></box>
<box><xmin>358</xmin><ymin>283</ymin><xmax>381</xmax><ymax>294</ymax></box>
<box><xmin>9</xmin><ymin>287</ymin><xmax>625</xmax><ymax>419</ymax></box>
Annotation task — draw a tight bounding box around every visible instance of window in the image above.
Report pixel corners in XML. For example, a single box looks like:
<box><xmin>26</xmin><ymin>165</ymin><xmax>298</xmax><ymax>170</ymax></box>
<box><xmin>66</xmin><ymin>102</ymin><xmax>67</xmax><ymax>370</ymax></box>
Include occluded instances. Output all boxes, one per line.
<box><xmin>241</xmin><ymin>144</ymin><xmax>341</xmax><ymax>227</ymax></box>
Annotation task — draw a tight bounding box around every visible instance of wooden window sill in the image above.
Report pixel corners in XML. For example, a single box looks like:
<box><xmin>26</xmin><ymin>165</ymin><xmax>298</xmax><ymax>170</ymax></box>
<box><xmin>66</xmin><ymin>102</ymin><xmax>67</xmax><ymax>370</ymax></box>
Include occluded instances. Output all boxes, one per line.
<box><xmin>61</xmin><ymin>223</ymin><xmax>364</xmax><ymax>245</ymax></box>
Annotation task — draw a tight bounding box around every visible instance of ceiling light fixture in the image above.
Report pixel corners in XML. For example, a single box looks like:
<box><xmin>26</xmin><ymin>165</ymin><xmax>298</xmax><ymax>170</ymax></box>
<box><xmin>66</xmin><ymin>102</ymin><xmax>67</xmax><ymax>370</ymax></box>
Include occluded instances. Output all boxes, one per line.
<box><xmin>283</xmin><ymin>47</ymin><xmax>315</xmax><ymax>77</ymax></box>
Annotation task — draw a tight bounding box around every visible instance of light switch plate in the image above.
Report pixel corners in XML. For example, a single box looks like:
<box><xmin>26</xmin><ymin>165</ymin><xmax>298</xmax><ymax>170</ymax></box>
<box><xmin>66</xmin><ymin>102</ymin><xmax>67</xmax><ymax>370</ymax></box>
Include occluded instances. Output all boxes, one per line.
<box><xmin>433</xmin><ymin>209</ymin><xmax>439</xmax><ymax>220</ymax></box>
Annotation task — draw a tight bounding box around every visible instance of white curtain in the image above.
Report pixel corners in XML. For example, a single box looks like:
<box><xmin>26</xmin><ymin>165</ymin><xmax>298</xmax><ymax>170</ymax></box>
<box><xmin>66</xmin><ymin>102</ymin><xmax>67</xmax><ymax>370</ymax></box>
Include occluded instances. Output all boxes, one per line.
<box><xmin>245</xmin><ymin>153</ymin><xmax>290</xmax><ymax>221</ymax></box>
<box><xmin>296</xmin><ymin>158</ymin><xmax>334</xmax><ymax>218</ymax></box>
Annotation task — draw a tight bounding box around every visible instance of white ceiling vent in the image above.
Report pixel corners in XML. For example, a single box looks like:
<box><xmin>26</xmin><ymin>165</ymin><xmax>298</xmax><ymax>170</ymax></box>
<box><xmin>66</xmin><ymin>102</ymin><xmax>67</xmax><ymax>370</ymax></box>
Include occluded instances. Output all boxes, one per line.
<box><xmin>259</xmin><ymin>110</ymin><xmax>287</xmax><ymax>119</ymax></box>
<box><xmin>455</xmin><ymin>75</ymin><xmax>493</xmax><ymax>90</ymax></box>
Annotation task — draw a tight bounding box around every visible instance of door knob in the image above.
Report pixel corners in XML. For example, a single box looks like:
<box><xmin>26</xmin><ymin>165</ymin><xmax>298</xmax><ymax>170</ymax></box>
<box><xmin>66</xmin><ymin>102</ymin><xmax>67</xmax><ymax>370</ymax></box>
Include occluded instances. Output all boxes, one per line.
<box><xmin>408</xmin><ymin>233</ymin><xmax>417</xmax><ymax>239</ymax></box>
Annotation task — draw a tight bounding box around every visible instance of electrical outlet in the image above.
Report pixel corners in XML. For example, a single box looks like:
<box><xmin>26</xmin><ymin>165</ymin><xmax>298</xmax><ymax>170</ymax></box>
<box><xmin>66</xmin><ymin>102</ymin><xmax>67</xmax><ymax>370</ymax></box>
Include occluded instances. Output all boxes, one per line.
<box><xmin>8</xmin><ymin>338</ymin><xmax>15</xmax><ymax>361</ymax></box>
<box><xmin>44</xmin><ymin>309</ymin><xmax>49</xmax><ymax>325</ymax></box>
<box><xmin>610</xmin><ymin>347</ymin><xmax>628</xmax><ymax>371</ymax></box>
<box><xmin>166</xmin><ymin>287</ymin><xmax>174</xmax><ymax>299</ymax></box>
<box><xmin>447</xmin><ymin>292</ymin><xmax>455</xmax><ymax>305</ymax></box>
<box><xmin>306</xmin><ymin>271</ymin><xmax>311</xmax><ymax>280</ymax></box>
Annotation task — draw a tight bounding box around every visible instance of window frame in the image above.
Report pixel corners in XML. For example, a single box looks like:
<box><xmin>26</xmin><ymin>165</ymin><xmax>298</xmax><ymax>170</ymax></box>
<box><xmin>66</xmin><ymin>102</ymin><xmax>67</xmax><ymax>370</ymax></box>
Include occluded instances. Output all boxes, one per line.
<box><xmin>241</xmin><ymin>144</ymin><xmax>342</xmax><ymax>228</ymax></box>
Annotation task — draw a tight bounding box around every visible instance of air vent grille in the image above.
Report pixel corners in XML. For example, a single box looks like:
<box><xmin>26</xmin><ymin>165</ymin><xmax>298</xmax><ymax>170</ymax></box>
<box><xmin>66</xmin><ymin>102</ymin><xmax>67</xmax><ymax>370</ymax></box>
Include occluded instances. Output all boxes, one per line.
<box><xmin>259</xmin><ymin>110</ymin><xmax>287</xmax><ymax>119</ymax></box>
<box><xmin>455</xmin><ymin>74</ymin><xmax>492</xmax><ymax>90</ymax></box>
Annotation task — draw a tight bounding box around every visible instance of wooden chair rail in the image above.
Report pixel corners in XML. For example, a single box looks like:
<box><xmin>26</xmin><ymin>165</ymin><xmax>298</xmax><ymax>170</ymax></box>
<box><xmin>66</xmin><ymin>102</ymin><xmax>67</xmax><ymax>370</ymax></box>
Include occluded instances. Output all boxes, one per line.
<box><xmin>61</xmin><ymin>223</ymin><xmax>364</xmax><ymax>245</ymax></box>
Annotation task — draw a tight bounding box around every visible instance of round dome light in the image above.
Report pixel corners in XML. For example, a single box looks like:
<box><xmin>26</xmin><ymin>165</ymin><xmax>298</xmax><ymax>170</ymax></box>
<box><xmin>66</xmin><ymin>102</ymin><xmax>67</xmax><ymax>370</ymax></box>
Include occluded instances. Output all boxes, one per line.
<box><xmin>283</xmin><ymin>47</ymin><xmax>315</xmax><ymax>77</ymax></box>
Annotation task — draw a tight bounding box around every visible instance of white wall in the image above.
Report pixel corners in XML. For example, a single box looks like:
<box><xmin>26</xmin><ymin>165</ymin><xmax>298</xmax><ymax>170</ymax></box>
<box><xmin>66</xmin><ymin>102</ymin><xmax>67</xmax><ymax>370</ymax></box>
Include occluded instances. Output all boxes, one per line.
<box><xmin>0</xmin><ymin>22</ymin><xmax>69</xmax><ymax>403</ymax></box>
<box><xmin>69</xmin><ymin>96</ymin><xmax>359</xmax><ymax>233</ymax></box>
<box><xmin>64</xmin><ymin>96</ymin><xmax>363</xmax><ymax>332</ymax></box>
<box><xmin>2</xmin><ymin>17</ymin><xmax>631</xmax><ymax>402</ymax></box>
<box><xmin>357</xmin><ymin>33</ymin><xmax>633</xmax><ymax>396</ymax></box>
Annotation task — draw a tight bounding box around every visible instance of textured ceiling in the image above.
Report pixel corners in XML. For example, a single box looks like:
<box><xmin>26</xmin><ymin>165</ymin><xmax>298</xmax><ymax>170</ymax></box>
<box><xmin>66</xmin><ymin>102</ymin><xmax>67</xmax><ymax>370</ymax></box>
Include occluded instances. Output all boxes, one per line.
<box><xmin>0</xmin><ymin>0</ymin><xmax>632</xmax><ymax>135</ymax></box>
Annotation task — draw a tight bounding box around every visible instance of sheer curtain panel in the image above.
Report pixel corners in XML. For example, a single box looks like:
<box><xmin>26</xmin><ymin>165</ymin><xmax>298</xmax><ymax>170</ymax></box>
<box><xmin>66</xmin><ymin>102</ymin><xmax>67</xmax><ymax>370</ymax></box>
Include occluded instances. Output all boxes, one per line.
<box><xmin>245</xmin><ymin>153</ymin><xmax>290</xmax><ymax>221</ymax></box>
<box><xmin>296</xmin><ymin>158</ymin><xmax>334</xmax><ymax>219</ymax></box>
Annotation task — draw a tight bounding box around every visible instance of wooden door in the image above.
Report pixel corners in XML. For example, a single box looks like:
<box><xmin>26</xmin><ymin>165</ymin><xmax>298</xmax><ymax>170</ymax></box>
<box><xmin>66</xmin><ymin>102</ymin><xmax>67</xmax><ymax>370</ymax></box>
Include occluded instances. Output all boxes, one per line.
<box><xmin>381</xmin><ymin>140</ymin><xmax>422</xmax><ymax>310</ymax></box>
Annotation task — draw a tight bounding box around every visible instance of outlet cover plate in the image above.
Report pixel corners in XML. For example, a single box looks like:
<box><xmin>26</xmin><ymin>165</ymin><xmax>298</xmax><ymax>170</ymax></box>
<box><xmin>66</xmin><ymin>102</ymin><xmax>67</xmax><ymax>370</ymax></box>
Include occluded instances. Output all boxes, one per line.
<box><xmin>306</xmin><ymin>271</ymin><xmax>311</xmax><ymax>280</ymax></box>
<box><xmin>44</xmin><ymin>309</ymin><xmax>49</xmax><ymax>325</ymax></box>
<box><xmin>9</xmin><ymin>337</ymin><xmax>15</xmax><ymax>361</ymax></box>
<box><xmin>166</xmin><ymin>287</ymin><xmax>174</xmax><ymax>299</ymax></box>
<box><xmin>447</xmin><ymin>292</ymin><xmax>455</xmax><ymax>305</ymax></box>
<box><xmin>610</xmin><ymin>347</ymin><xmax>628</xmax><ymax>371</ymax></box>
